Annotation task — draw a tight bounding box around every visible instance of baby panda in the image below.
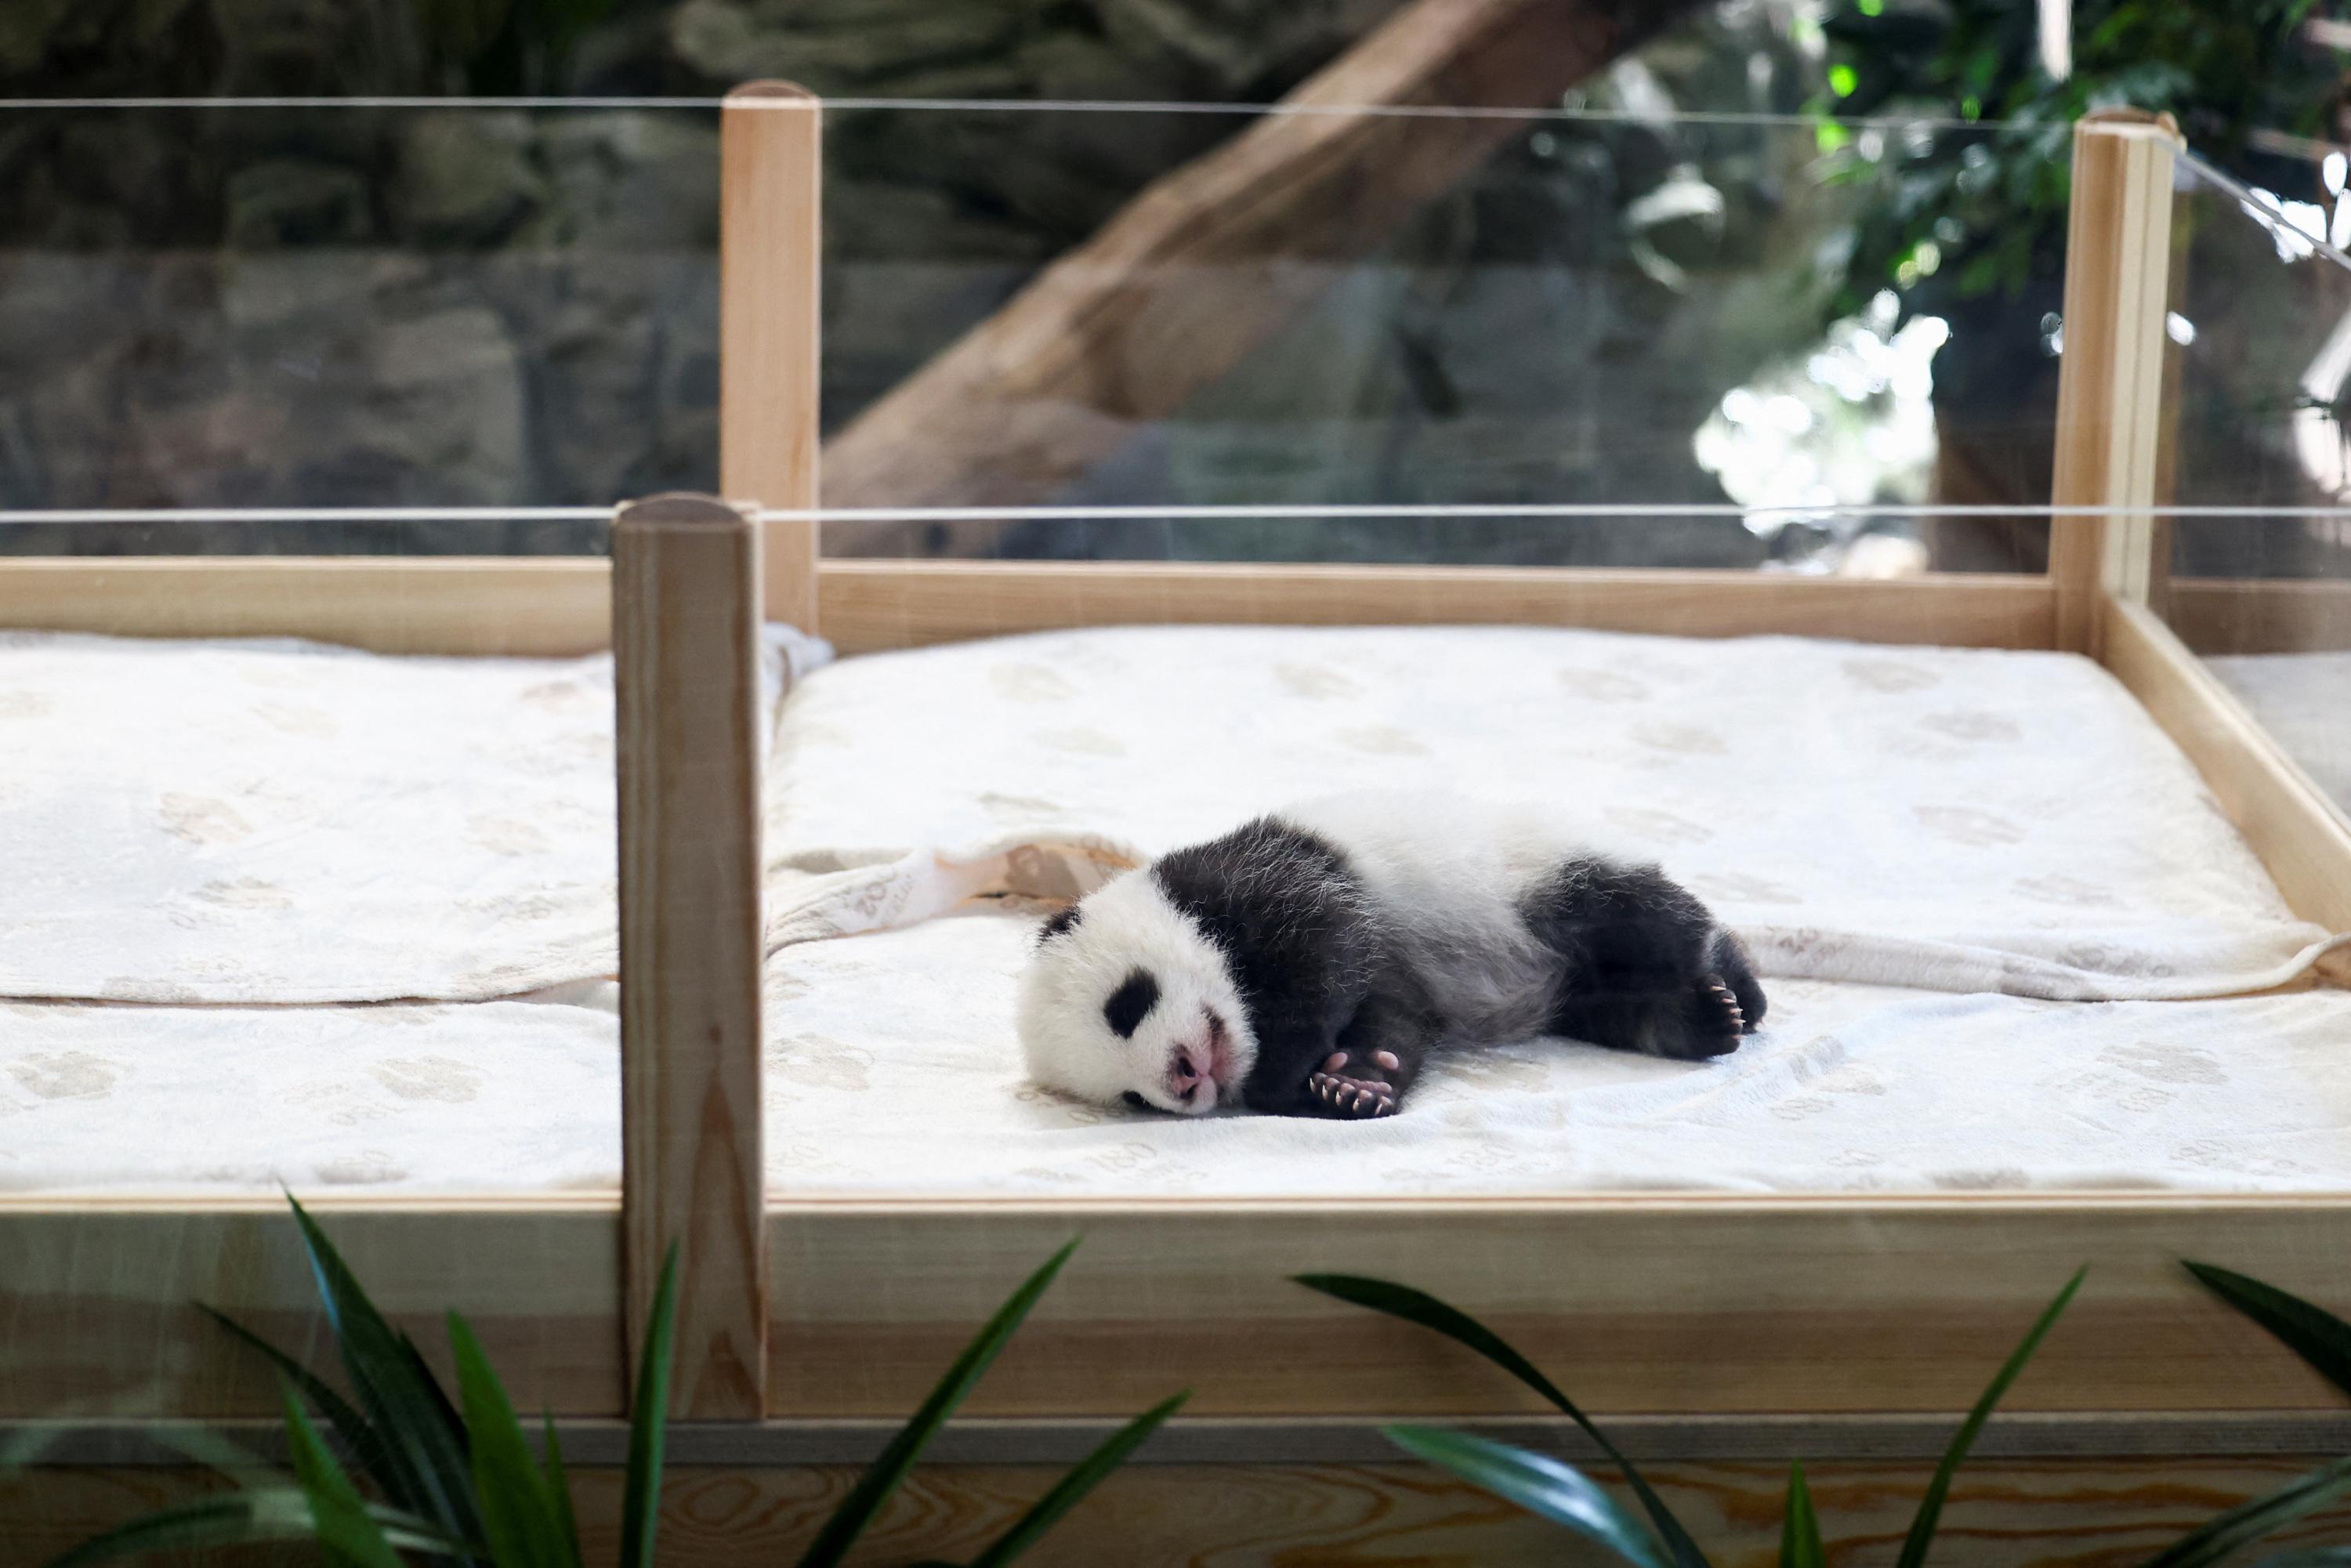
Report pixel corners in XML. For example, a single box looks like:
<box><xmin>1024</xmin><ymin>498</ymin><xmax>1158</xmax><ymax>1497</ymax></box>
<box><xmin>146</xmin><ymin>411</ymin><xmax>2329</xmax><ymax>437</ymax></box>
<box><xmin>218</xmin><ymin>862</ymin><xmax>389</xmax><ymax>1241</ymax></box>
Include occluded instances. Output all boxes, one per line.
<box><xmin>1016</xmin><ymin>791</ymin><xmax>1763</xmax><ymax>1118</ymax></box>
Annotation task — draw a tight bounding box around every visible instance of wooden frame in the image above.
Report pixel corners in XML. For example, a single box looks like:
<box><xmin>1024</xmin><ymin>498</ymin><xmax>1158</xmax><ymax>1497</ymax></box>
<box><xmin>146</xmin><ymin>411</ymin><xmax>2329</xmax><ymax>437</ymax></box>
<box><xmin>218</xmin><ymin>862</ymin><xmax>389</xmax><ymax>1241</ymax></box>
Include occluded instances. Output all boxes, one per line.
<box><xmin>5</xmin><ymin>96</ymin><xmax>2351</xmax><ymax>1559</ymax></box>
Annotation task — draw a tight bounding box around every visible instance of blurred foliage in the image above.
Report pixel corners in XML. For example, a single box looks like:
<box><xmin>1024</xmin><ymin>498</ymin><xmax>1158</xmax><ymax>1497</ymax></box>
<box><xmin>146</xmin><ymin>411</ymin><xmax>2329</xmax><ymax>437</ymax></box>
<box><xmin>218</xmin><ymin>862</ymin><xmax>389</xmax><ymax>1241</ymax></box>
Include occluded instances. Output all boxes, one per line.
<box><xmin>1822</xmin><ymin>0</ymin><xmax>2350</xmax><ymax>324</ymax></box>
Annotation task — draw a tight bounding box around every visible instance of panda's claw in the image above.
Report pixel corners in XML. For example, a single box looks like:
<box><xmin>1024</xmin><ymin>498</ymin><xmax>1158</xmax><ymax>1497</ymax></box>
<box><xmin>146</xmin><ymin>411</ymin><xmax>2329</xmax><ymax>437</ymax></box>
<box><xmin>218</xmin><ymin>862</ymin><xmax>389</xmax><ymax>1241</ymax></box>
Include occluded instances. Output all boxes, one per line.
<box><xmin>1309</xmin><ymin>1070</ymin><xmax>1400</xmax><ymax>1121</ymax></box>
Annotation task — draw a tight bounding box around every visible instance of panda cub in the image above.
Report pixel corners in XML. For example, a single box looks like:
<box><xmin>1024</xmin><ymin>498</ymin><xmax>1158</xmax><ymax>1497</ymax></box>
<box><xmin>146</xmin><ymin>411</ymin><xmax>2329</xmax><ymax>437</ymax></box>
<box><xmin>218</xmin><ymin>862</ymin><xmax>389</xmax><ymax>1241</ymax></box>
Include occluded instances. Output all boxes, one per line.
<box><xmin>1016</xmin><ymin>791</ymin><xmax>1764</xmax><ymax>1118</ymax></box>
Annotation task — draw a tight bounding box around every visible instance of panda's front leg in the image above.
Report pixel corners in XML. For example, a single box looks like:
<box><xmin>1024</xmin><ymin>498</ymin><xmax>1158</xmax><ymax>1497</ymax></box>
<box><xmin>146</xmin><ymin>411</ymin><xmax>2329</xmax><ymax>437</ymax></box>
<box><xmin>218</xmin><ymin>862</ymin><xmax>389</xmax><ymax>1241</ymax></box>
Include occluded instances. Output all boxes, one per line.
<box><xmin>1302</xmin><ymin>989</ymin><xmax>1441</xmax><ymax>1120</ymax></box>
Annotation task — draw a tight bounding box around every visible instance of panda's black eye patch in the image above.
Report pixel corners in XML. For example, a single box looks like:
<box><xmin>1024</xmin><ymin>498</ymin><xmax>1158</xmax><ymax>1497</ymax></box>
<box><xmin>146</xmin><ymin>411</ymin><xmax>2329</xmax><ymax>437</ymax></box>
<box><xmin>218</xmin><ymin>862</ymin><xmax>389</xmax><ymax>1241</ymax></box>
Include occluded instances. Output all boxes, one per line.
<box><xmin>1121</xmin><ymin>1091</ymin><xmax>1150</xmax><ymax>1110</ymax></box>
<box><xmin>1103</xmin><ymin>968</ymin><xmax>1160</xmax><ymax>1038</ymax></box>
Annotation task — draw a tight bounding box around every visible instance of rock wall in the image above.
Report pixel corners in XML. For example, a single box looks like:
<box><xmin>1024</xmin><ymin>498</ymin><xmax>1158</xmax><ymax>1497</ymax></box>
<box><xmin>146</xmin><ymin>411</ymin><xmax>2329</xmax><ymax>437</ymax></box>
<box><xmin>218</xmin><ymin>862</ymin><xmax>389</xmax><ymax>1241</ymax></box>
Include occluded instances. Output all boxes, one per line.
<box><xmin>0</xmin><ymin>0</ymin><xmax>1858</xmax><ymax>567</ymax></box>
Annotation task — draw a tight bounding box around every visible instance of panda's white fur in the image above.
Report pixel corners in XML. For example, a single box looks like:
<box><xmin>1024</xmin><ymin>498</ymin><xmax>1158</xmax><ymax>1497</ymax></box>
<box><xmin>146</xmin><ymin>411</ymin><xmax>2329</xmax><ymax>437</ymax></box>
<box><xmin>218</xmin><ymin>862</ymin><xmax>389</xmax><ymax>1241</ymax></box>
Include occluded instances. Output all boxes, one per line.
<box><xmin>1017</xmin><ymin>791</ymin><xmax>1622</xmax><ymax>1113</ymax></box>
<box><xmin>1015</xmin><ymin>862</ymin><xmax>1259</xmax><ymax>1114</ymax></box>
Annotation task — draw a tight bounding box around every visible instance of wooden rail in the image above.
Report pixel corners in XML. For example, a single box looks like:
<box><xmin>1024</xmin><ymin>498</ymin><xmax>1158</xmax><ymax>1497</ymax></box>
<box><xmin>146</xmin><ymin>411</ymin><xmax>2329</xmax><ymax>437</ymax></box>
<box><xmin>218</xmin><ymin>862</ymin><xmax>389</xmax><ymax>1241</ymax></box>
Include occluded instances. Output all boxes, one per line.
<box><xmin>614</xmin><ymin>494</ymin><xmax>769</xmax><ymax>1420</ymax></box>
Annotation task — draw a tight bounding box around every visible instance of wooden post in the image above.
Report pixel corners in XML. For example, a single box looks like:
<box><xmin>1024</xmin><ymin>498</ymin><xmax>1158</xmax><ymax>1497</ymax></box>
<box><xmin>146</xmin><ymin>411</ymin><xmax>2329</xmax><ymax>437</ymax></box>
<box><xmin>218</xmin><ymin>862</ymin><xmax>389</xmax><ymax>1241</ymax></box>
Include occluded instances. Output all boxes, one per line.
<box><xmin>2049</xmin><ymin>108</ymin><xmax>2182</xmax><ymax>654</ymax></box>
<box><xmin>721</xmin><ymin>81</ymin><xmax>822</xmax><ymax>633</ymax></box>
<box><xmin>614</xmin><ymin>493</ymin><xmax>767</xmax><ymax>1421</ymax></box>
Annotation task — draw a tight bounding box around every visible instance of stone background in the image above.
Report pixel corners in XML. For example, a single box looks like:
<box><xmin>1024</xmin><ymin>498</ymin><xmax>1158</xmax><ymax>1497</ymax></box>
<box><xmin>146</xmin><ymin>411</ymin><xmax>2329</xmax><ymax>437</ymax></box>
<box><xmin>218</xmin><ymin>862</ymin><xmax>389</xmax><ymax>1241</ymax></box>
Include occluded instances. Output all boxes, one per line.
<box><xmin>1</xmin><ymin>0</ymin><xmax>2331</xmax><ymax>576</ymax></box>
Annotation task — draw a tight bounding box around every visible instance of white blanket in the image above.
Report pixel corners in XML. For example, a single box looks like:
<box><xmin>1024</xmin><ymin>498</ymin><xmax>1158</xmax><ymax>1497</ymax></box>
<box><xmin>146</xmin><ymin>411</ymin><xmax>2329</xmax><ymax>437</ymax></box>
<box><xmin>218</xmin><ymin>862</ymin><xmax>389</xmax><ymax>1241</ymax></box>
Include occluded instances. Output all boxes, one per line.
<box><xmin>13</xmin><ymin>921</ymin><xmax>2346</xmax><ymax>1196</ymax></box>
<box><xmin>765</xmin><ymin>913</ymin><xmax>2351</xmax><ymax>1197</ymax></box>
<box><xmin>0</xmin><ymin>628</ymin><xmax>822</xmax><ymax>1004</ymax></box>
<box><xmin>766</xmin><ymin>627</ymin><xmax>2342</xmax><ymax>999</ymax></box>
<box><xmin>0</xmin><ymin>991</ymin><xmax>618</xmax><ymax>1193</ymax></box>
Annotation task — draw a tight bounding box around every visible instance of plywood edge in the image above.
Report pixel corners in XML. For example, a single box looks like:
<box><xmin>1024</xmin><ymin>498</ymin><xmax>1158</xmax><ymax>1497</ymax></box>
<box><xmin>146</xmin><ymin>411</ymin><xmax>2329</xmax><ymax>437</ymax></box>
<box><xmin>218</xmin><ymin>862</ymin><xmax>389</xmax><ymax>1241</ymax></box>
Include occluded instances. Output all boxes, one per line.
<box><xmin>2102</xmin><ymin>596</ymin><xmax>2351</xmax><ymax>937</ymax></box>
<box><xmin>813</xmin><ymin>562</ymin><xmax>2059</xmax><ymax>654</ymax></box>
<box><xmin>0</xmin><ymin>557</ymin><xmax>613</xmax><ymax>656</ymax></box>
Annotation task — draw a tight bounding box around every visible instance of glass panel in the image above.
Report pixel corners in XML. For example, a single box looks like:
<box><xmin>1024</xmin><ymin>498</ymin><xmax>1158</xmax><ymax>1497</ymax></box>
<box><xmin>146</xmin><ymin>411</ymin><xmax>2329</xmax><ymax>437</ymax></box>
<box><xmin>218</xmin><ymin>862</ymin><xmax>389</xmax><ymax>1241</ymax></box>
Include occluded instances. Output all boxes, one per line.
<box><xmin>820</xmin><ymin>106</ymin><xmax>2044</xmax><ymax>572</ymax></box>
<box><xmin>2165</xmin><ymin>152</ymin><xmax>2351</xmax><ymax>816</ymax></box>
<box><xmin>0</xmin><ymin>103</ymin><xmax>721</xmax><ymax>553</ymax></box>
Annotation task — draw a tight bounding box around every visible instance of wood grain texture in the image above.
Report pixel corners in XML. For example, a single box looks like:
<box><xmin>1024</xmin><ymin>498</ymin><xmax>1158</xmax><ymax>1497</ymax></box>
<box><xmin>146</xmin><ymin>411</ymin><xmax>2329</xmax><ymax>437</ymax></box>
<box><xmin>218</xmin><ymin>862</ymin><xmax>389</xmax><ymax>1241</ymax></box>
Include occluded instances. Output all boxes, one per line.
<box><xmin>614</xmin><ymin>494</ymin><xmax>769</xmax><ymax>1421</ymax></box>
<box><xmin>2168</xmin><ymin>575</ymin><xmax>2351</xmax><ymax>654</ymax></box>
<box><xmin>2103</xmin><ymin>596</ymin><xmax>2351</xmax><ymax>939</ymax></box>
<box><xmin>2049</xmin><ymin>110</ymin><xmax>2182</xmax><ymax>654</ymax></box>
<box><xmin>18</xmin><ymin>1458</ymin><xmax>2351</xmax><ymax>1568</ymax></box>
<box><xmin>814</xmin><ymin>560</ymin><xmax>2059</xmax><ymax>653</ymax></box>
<box><xmin>0</xmin><ymin>557</ymin><xmax>610</xmax><ymax>654</ymax></box>
<box><xmin>0</xmin><ymin>1199</ymin><xmax>623</xmax><ymax>1419</ymax></box>
<box><xmin>766</xmin><ymin>1197</ymin><xmax>2351</xmax><ymax>1420</ymax></box>
<box><xmin>820</xmin><ymin>0</ymin><xmax>1700</xmax><ymax>552</ymax></box>
<box><xmin>720</xmin><ymin>83</ymin><xmax>822</xmax><ymax>631</ymax></box>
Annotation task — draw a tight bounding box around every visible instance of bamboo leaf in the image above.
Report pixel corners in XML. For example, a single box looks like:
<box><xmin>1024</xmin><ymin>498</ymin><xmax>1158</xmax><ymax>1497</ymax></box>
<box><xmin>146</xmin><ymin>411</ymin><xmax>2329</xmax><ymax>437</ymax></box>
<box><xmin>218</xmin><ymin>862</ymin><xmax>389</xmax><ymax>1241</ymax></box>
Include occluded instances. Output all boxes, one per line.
<box><xmin>2183</xmin><ymin>1262</ymin><xmax>2351</xmax><ymax>1400</ymax></box>
<box><xmin>620</xmin><ymin>1240</ymin><xmax>680</xmax><ymax>1568</ymax></box>
<box><xmin>1893</xmin><ymin>1267</ymin><xmax>2086</xmax><ymax>1568</ymax></box>
<box><xmin>199</xmin><ymin>1303</ymin><xmax>404</xmax><ymax>1501</ymax></box>
<box><xmin>451</xmin><ymin>1311</ymin><xmax>566</xmax><ymax>1568</ymax></box>
<box><xmin>2141</xmin><ymin>1458</ymin><xmax>2351</xmax><ymax>1568</ymax></box>
<box><xmin>1384</xmin><ymin>1425</ymin><xmax>1672</xmax><ymax>1568</ymax></box>
<box><xmin>1779</xmin><ymin>1460</ymin><xmax>1825</xmax><ymax>1568</ymax></box>
<box><xmin>543</xmin><ymin>1414</ymin><xmax>582</xmax><ymax>1566</ymax></box>
<box><xmin>968</xmin><ymin>1393</ymin><xmax>1189</xmax><ymax>1567</ymax></box>
<box><xmin>795</xmin><ymin>1239</ymin><xmax>1081</xmax><ymax>1568</ymax></box>
<box><xmin>283</xmin><ymin>1383</ymin><xmax>408</xmax><ymax>1568</ymax></box>
<box><xmin>1296</xmin><ymin>1273</ymin><xmax>1710</xmax><ymax>1568</ymax></box>
<box><xmin>39</xmin><ymin>1492</ymin><xmax>460</xmax><ymax>1568</ymax></box>
<box><xmin>285</xmin><ymin>1192</ymin><xmax>485</xmax><ymax>1548</ymax></box>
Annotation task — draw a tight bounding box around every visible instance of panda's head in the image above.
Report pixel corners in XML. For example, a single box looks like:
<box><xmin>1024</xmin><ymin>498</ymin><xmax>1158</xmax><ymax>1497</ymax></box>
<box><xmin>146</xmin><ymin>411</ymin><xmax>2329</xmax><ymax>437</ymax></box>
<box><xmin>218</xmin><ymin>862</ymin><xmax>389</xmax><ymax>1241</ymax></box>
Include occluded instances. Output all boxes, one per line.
<box><xmin>1016</xmin><ymin>867</ymin><xmax>1255</xmax><ymax>1114</ymax></box>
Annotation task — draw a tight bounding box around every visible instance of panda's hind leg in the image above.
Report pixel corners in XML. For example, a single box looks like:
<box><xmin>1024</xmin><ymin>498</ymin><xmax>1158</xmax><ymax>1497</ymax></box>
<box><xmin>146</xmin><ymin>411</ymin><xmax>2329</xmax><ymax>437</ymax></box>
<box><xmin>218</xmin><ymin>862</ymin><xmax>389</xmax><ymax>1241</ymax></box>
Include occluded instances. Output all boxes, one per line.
<box><xmin>1306</xmin><ymin>990</ymin><xmax>1438</xmax><ymax>1119</ymax></box>
<box><xmin>1528</xmin><ymin>856</ymin><xmax>1763</xmax><ymax>1063</ymax></box>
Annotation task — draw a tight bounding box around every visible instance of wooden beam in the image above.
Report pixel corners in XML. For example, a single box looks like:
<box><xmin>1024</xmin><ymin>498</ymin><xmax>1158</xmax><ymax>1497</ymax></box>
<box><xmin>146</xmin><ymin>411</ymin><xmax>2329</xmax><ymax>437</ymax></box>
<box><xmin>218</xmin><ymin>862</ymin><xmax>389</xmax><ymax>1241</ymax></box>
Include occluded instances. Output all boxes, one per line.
<box><xmin>820</xmin><ymin>0</ymin><xmax>1704</xmax><ymax>549</ymax></box>
<box><xmin>0</xmin><ymin>558</ymin><xmax>610</xmax><ymax>655</ymax></box>
<box><xmin>2101</xmin><ymin>595</ymin><xmax>2351</xmax><ymax>941</ymax></box>
<box><xmin>2049</xmin><ymin>110</ymin><xmax>2182</xmax><ymax>654</ymax></box>
<box><xmin>2168</xmin><ymin>575</ymin><xmax>2351</xmax><ymax>655</ymax></box>
<box><xmin>613</xmin><ymin>494</ymin><xmax>768</xmax><ymax>1421</ymax></box>
<box><xmin>813</xmin><ymin>559</ymin><xmax>2059</xmax><ymax>654</ymax></box>
<box><xmin>721</xmin><ymin>82</ymin><xmax>822</xmax><ymax>632</ymax></box>
<box><xmin>767</xmin><ymin>1196</ymin><xmax>2351</xmax><ymax>1420</ymax></box>
<box><xmin>0</xmin><ymin>1197</ymin><xmax>623</xmax><ymax>1419</ymax></box>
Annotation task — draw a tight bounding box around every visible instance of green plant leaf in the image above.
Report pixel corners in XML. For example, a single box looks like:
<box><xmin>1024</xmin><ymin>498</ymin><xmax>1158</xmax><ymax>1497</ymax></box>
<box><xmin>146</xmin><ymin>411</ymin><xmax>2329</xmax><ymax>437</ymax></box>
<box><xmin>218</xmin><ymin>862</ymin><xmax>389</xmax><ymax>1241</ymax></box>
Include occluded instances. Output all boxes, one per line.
<box><xmin>968</xmin><ymin>1392</ymin><xmax>1190</xmax><ymax>1567</ymax></box>
<box><xmin>199</xmin><ymin>1303</ymin><xmax>404</xmax><ymax>1501</ymax></box>
<box><xmin>1893</xmin><ymin>1266</ymin><xmax>2086</xmax><ymax>1568</ymax></box>
<box><xmin>38</xmin><ymin>1492</ymin><xmax>460</xmax><ymax>1568</ymax></box>
<box><xmin>543</xmin><ymin>1414</ymin><xmax>582</xmax><ymax>1566</ymax></box>
<box><xmin>451</xmin><ymin>1310</ymin><xmax>567</xmax><ymax>1568</ymax></box>
<box><xmin>1295</xmin><ymin>1273</ymin><xmax>1709</xmax><ymax>1568</ymax></box>
<box><xmin>795</xmin><ymin>1239</ymin><xmax>1082</xmax><ymax>1568</ymax></box>
<box><xmin>2251</xmin><ymin>1552</ymin><xmax>2351</xmax><ymax>1568</ymax></box>
<box><xmin>621</xmin><ymin>1240</ymin><xmax>681</xmax><ymax>1568</ymax></box>
<box><xmin>1384</xmin><ymin>1425</ymin><xmax>1671</xmax><ymax>1568</ymax></box>
<box><xmin>283</xmin><ymin>1382</ymin><xmax>408</xmax><ymax>1568</ymax></box>
<box><xmin>2183</xmin><ymin>1262</ymin><xmax>2351</xmax><ymax>1400</ymax></box>
<box><xmin>2142</xmin><ymin>1458</ymin><xmax>2351</xmax><ymax>1568</ymax></box>
<box><xmin>1780</xmin><ymin>1460</ymin><xmax>1825</xmax><ymax>1568</ymax></box>
<box><xmin>284</xmin><ymin>1192</ymin><xmax>486</xmax><ymax>1548</ymax></box>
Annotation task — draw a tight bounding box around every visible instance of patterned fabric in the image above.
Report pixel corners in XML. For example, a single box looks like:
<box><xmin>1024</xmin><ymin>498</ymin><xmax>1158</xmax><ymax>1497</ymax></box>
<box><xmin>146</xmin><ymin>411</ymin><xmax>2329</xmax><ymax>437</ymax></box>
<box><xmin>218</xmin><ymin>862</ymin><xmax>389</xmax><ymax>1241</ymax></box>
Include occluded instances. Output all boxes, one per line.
<box><xmin>0</xmin><ymin>990</ymin><xmax>618</xmax><ymax>1193</ymax></box>
<box><xmin>767</xmin><ymin>626</ymin><xmax>2344</xmax><ymax>998</ymax></box>
<box><xmin>13</xmin><ymin>921</ymin><xmax>2348</xmax><ymax>1196</ymax></box>
<box><xmin>0</xmin><ymin>628</ymin><xmax>821</xmax><ymax>1003</ymax></box>
<box><xmin>761</xmin><ymin>912</ymin><xmax>2351</xmax><ymax>1197</ymax></box>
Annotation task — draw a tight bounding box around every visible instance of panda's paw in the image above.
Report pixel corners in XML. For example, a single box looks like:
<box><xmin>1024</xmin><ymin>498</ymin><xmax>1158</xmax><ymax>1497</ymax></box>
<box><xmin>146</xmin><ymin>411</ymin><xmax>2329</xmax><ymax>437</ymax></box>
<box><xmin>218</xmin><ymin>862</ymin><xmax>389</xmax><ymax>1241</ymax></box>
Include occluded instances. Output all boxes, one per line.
<box><xmin>1675</xmin><ymin>974</ymin><xmax>1750</xmax><ymax>1058</ymax></box>
<box><xmin>1308</xmin><ymin>1069</ymin><xmax>1398</xmax><ymax>1119</ymax></box>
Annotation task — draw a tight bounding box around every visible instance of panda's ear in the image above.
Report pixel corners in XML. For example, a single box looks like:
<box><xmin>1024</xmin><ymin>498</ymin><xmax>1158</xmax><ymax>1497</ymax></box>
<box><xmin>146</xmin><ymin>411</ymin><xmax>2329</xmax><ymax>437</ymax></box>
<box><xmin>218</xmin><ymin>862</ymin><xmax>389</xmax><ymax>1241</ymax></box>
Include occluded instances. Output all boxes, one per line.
<box><xmin>1038</xmin><ymin>904</ymin><xmax>1084</xmax><ymax>945</ymax></box>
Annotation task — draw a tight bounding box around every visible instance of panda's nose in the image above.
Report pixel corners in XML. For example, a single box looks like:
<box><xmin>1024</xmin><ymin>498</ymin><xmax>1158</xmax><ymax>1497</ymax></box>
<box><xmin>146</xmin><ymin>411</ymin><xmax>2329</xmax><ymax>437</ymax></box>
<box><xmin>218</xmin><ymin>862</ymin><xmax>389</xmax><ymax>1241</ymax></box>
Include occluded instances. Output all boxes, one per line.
<box><xmin>1168</xmin><ymin>1046</ymin><xmax>1211</xmax><ymax>1101</ymax></box>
